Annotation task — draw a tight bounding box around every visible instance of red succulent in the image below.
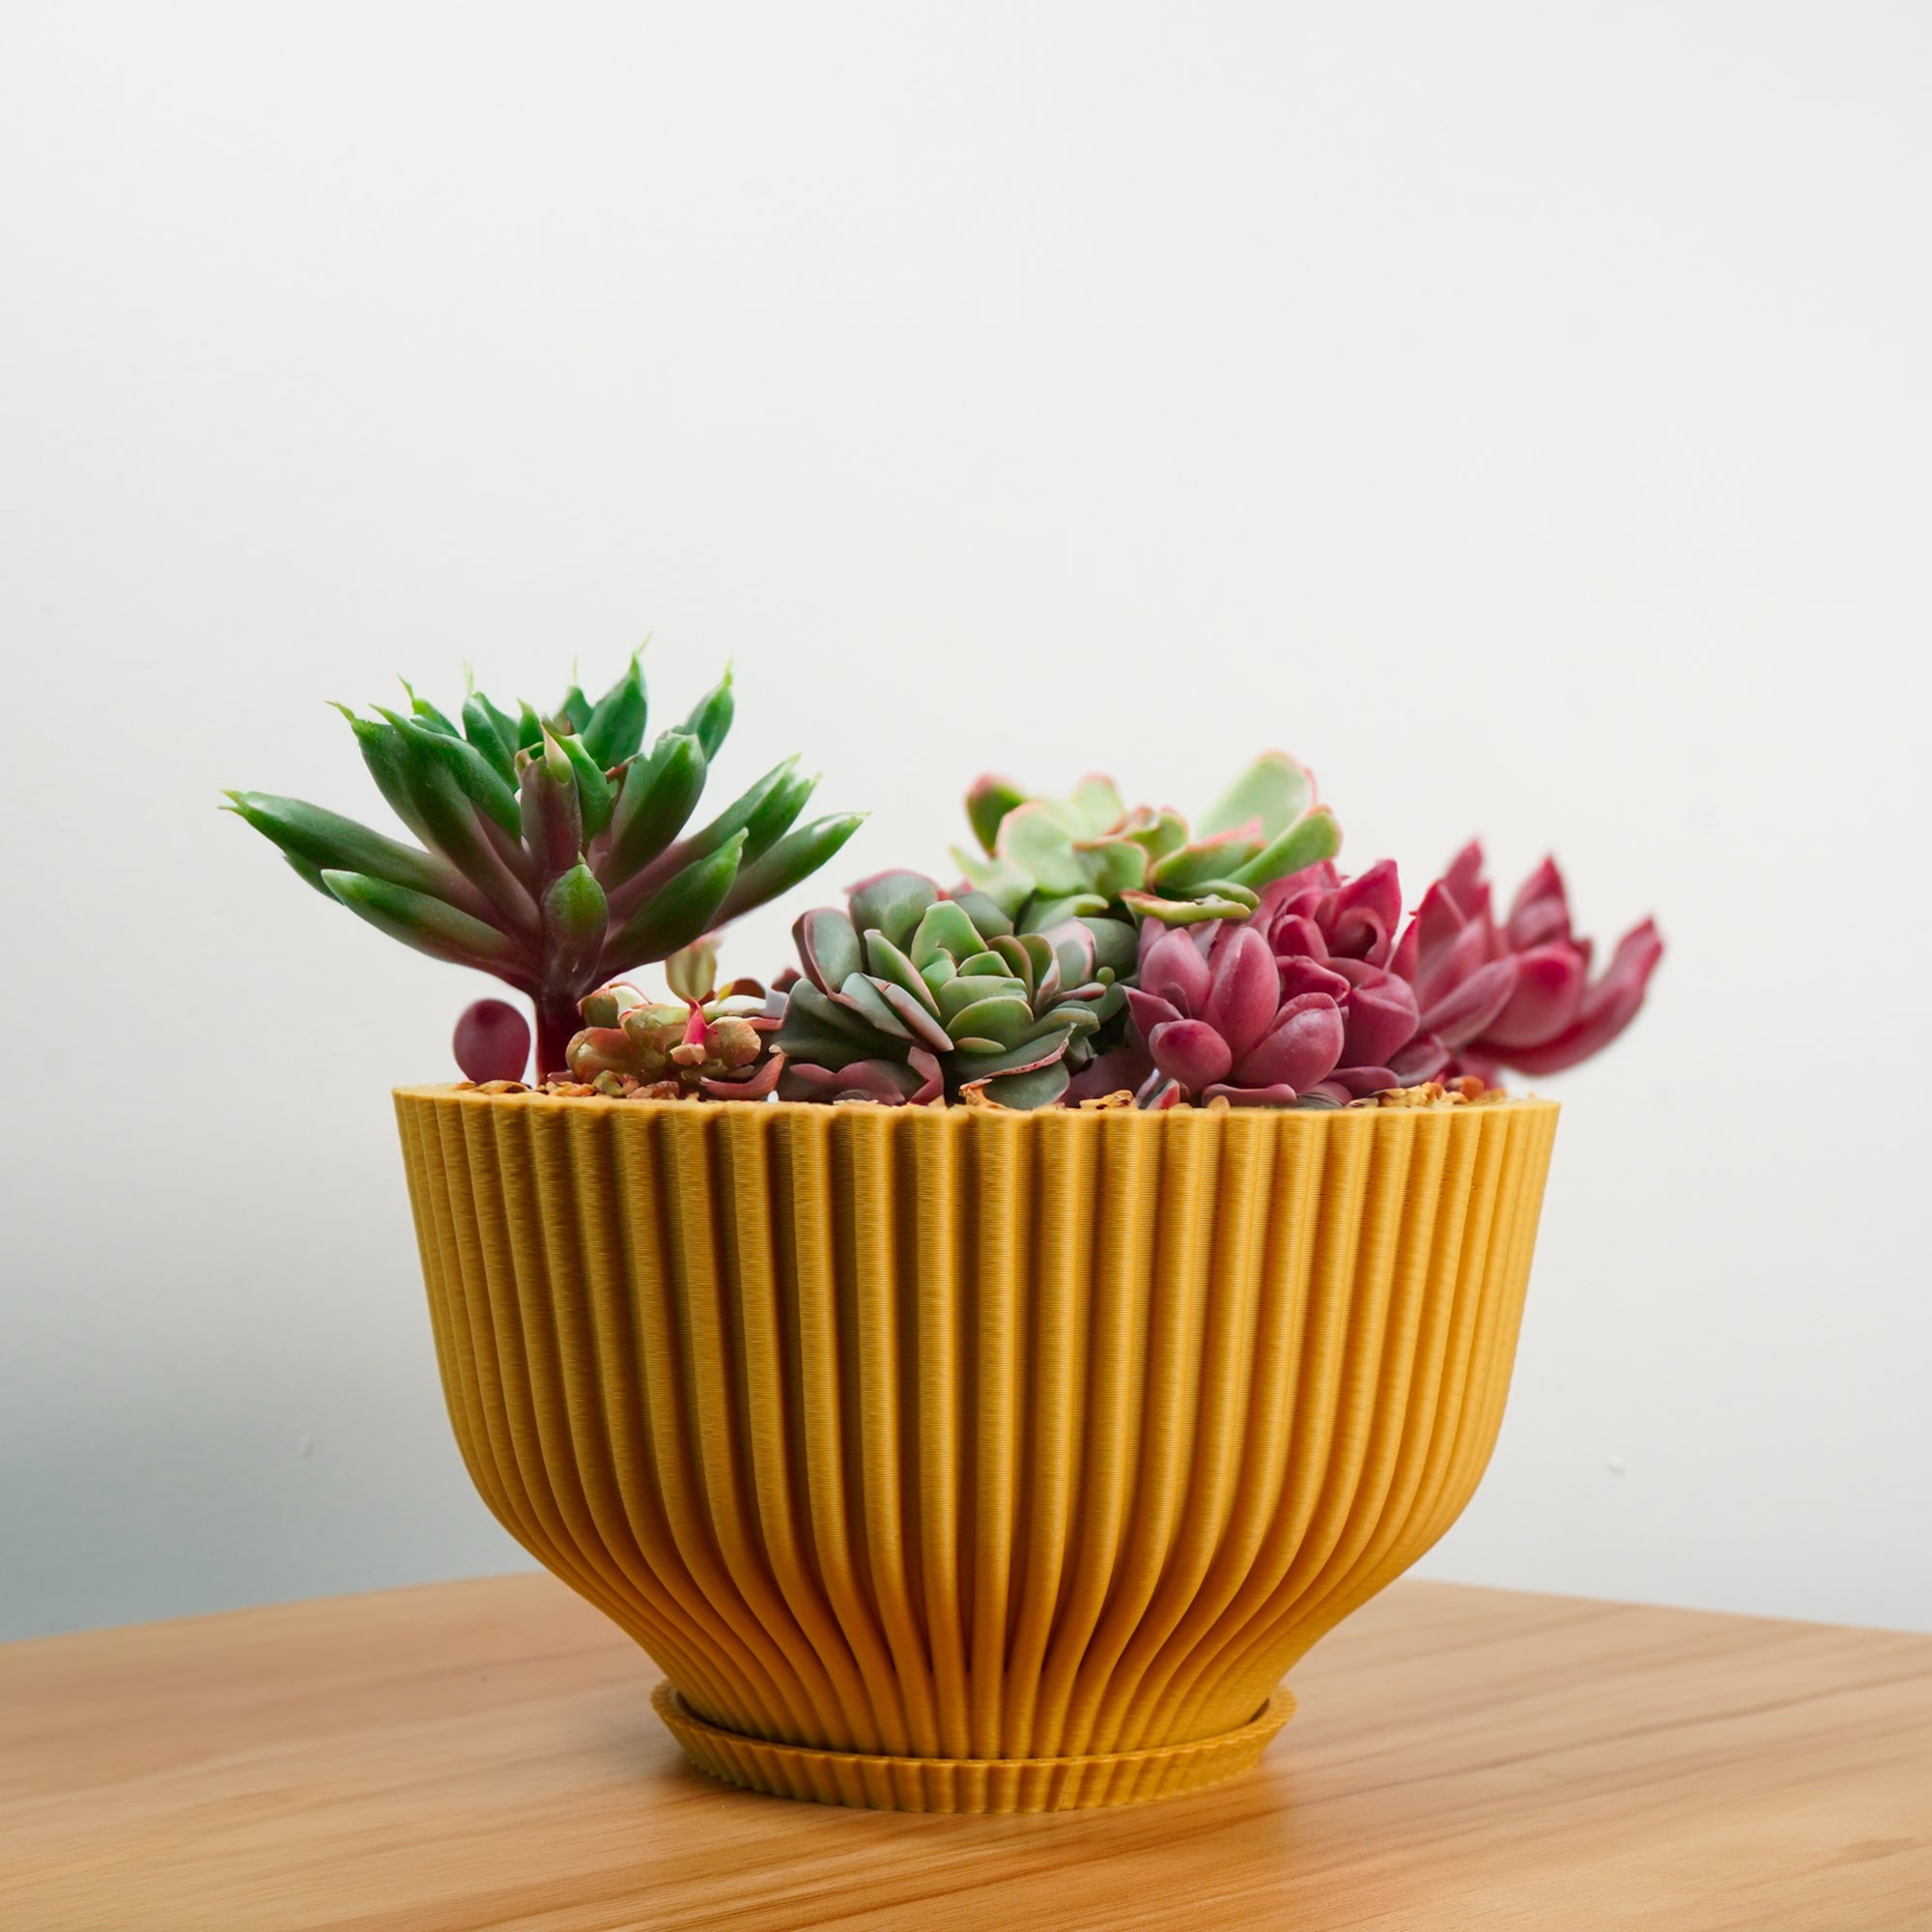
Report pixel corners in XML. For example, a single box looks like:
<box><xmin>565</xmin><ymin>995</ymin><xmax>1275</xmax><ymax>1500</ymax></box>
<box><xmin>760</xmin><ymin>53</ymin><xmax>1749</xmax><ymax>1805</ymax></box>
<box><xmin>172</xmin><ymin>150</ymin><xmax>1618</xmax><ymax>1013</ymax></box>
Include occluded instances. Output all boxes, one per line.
<box><xmin>1393</xmin><ymin>842</ymin><xmax>1662</xmax><ymax>1082</ymax></box>
<box><xmin>1124</xmin><ymin>858</ymin><xmax>1455</xmax><ymax>1107</ymax></box>
<box><xmin>1247</xmin><ymin>860</ymin><xmax>1447</xmax><ymax>1098</ymax></box>
<box><xmin>1126</xmin><ymin>921</ymin><xmax>1348</xmax><ymax>1106</ymax></box>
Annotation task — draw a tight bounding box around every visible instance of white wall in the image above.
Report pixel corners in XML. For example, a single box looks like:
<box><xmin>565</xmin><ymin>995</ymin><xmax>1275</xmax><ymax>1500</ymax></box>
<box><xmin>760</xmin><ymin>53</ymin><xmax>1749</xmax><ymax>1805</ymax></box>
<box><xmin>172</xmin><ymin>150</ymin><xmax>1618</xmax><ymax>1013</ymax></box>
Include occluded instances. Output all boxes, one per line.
<box><xmin>3</xmin><ymin>3</ymin><xmax>1927</xmax><ymax>1642</ymax></box>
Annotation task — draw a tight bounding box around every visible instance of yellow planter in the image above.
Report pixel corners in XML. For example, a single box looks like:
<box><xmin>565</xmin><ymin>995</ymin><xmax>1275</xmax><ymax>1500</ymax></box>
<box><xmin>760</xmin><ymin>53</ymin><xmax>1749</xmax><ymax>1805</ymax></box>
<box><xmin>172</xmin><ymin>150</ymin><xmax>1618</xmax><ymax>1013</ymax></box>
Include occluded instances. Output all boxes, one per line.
<box><xmin>394</xmin><ymin>1088</ymin><xmax>1557</xmax><ymax>1813</ymax></box>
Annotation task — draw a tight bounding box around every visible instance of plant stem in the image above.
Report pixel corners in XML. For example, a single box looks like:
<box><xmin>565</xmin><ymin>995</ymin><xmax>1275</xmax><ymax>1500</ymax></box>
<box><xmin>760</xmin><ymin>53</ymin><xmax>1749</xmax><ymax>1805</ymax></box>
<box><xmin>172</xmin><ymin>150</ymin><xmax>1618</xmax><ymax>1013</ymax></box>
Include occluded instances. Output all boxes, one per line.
<box><xmin>535</xmin><ymin>994</ymin><xmax>580</xmax><ymax>1084</ymax></box>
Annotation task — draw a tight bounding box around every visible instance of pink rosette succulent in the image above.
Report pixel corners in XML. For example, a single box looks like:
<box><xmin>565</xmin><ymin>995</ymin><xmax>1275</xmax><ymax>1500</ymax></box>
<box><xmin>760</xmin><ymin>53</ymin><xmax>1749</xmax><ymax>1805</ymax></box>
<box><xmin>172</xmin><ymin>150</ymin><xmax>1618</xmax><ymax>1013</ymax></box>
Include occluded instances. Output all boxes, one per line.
<box><xmin>1124</xmin><ymin>858</ymin><xmax>1453</xmax><ymax>1108</ymax></box>
<box><xmin>1125</xmin><ymin>921</ymin><xmax>1348</xmax><ymax>1107</ymax></box>
<box><xmin>1246</xmin><ymin>859</ymin><xmax>1447</xmax><ymax>1100</ymax></box>
<box><xmin>1393</xmin><ymin>842</ymin><xmax>1662</xmax><ymax>1082</ymax></box>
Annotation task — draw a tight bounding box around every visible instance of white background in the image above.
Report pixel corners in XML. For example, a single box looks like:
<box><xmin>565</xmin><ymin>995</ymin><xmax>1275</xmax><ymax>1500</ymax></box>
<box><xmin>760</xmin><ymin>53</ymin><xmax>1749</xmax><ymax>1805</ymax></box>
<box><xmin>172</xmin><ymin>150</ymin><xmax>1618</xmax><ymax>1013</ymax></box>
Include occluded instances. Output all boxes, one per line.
<box><xmin>3</xmin><ymin>4</ymin><xmax>1927</xmax><ymax>1642</ymax></box>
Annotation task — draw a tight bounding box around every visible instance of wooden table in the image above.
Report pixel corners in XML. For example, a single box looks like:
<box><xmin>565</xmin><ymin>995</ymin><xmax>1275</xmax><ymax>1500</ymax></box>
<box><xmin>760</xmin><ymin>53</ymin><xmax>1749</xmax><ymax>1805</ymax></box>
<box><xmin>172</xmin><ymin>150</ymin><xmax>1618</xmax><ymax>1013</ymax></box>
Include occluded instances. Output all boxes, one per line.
<box><xmin>3</xmin><ymin>1575</ymin><xmax>1927</xmax><ymax>1932</ymax></box>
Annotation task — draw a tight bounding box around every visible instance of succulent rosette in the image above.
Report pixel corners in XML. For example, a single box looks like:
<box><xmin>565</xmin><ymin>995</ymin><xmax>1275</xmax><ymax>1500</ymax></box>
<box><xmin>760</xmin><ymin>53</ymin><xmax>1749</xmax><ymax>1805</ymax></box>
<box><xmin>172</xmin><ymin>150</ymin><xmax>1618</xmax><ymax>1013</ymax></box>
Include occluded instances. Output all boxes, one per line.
<box><xmin>1248</xmin><ymin>859</ymin><xmax>1446</xmax><ymax>1099</ymax></box>
<box><xmin>1126</xmin><ymin>921</ymin><xmax>1348</xmax><ymax>1106</ymax></box>
<box><xmin>954</xmin><ymin>753</ymin><xmax>1342</xmax><ymax>939</ymax></box>
<box><xmin>228</xmin><ymin>655</ymin><xmax>862</xmax><ymax>1075</ymax></box>
<box><xmin>1125</xmin><ymin>858</ymin><xmax>1428</xmax><ymax>1108</ymax></box>
<box><xmin>564</xmin><ymin>942</ymin><xmax>784</xmax><ymax>1100</ymax></box>
<box><xmin>771</xmin><ymin>869</ymin><xmax>1118</xmax><ymax>1108</ymax></box>
<box><xmin>1393</xmin><ymin>842</ymin><xmax>1663</xmax><ymax>1082</ymax></box>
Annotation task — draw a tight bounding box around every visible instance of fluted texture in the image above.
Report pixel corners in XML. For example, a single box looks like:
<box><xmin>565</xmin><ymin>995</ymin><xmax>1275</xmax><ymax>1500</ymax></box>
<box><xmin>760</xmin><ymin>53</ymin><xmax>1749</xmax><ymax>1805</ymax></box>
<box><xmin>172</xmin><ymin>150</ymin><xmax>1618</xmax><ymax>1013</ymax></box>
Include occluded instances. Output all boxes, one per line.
<box><xmin>394</xmin><ymin>1089</ymin><xmax>1558</xmax><ymax>1812</ymax></box>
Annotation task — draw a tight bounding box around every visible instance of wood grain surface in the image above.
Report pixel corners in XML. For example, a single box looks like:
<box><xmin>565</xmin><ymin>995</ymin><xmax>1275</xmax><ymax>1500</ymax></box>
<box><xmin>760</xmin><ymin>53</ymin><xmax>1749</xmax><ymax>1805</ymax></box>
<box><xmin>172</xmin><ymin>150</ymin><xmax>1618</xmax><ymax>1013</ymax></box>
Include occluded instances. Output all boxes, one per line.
<box><xmin>2</xmin><ymin>1574</ymin><xmax>1926</xmax><ymax>1932</ymax></box>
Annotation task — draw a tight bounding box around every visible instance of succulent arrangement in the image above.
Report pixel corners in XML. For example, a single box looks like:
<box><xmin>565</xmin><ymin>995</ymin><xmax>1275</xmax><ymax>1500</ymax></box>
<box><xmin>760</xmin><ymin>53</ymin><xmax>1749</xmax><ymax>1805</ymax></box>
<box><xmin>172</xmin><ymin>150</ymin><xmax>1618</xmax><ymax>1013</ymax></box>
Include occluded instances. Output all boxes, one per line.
<box><xmin>234</xmin><ymin>653</ymin><xmax>1661</xmax><ymax>1105</ymax></box>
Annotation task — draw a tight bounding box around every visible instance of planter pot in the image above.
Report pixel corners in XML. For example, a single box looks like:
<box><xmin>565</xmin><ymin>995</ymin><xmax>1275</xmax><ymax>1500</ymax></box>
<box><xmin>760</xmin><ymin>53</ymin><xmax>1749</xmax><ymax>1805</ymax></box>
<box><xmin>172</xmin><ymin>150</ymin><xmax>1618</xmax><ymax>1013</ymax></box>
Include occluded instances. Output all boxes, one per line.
<box><xmin>394</xmin><ymin>1088</ymin><xmax>1557</xmax><ymax>1813</ymax></box>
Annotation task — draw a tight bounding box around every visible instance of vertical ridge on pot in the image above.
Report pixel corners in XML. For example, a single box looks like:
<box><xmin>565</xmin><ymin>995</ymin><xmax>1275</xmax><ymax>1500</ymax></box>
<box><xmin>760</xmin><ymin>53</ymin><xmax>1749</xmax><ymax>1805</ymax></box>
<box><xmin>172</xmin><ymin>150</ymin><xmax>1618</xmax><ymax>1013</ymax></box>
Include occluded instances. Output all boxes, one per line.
<box><xmin>1108</xmin><ymin>1108</ymin><xmax>1328</xmax><ymax>1751</ymax></box>
<box><xmin>1087</xmin><ymin>1111</ymin><xmax>1275</xmax><ymax>1755</ymax></box>
<box><xmin>395</xmin><ymin>1091</ymin><xmax>1558</xmax><ymax>1813</ymax></box>
<box><xmin>1001</xmin><ymin>1110</ymin><xmax>1098</xmax><ymax>1754</ymax></box>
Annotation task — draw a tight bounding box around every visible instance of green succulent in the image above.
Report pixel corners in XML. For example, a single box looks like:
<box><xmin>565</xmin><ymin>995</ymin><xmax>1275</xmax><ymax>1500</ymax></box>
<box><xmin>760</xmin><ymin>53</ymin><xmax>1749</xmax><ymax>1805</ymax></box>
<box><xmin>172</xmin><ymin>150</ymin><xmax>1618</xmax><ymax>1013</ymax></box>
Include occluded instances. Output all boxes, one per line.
<box><xmin>955</xmin><ymin>753</ymin><xmax>1341</xmax><ymax>934</ymax></box>
<box><xmin>226</xmin><ymin>653</ymin><xmax>861</xmax><ymax>1075</ymax></box>
<box><xmin>771</xmin><ymin>870</ymin><xmax>1123</xmax><ymax>1109</ymax></box>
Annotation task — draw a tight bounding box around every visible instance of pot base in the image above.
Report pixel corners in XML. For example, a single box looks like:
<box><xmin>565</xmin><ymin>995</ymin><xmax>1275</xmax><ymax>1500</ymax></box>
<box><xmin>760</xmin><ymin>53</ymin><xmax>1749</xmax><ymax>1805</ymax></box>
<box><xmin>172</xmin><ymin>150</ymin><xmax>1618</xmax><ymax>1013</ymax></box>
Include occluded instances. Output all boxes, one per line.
<box><xmin>652</xmin><ymin>1682</ymin><xmax>1295</xmax><ymax>1813</ymax></box>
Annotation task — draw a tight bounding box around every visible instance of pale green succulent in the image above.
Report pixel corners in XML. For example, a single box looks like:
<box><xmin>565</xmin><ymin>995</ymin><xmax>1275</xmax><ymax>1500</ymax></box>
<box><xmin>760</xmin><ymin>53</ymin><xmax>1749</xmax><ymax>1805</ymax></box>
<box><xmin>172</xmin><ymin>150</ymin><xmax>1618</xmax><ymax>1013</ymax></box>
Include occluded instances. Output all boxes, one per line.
<box><xmin>953</xmin><ymin>753</ymin><xmax>1342</xmax><ymax>939</ymax></box>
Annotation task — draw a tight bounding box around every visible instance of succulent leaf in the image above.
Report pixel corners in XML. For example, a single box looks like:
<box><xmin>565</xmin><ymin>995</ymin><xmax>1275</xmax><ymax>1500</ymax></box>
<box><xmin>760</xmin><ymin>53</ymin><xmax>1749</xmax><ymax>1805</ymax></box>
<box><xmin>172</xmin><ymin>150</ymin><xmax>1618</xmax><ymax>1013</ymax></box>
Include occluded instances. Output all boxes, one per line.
<box><xmin>935</xmin><ymin>973</ymin><xmax>1025</xmax><ymax>1024</ymax></box>
<box><xmin>519</xmin><ymin>738</ymin><xmax>583</xmax><ymax>880</ymax></box>
<box><xmin>581</xmin><ymin>653</ymin><xmax>648</xmax><ymax>767</ymax></box>
<box><xmin>718</xmin><ymin>812</ymin><xmax>866</xmax><ymax>922</ymax></box>
<box><xmin>796</xmin><ymin>907</ymin><xmax>864</xmax><ymax>992</ymax></box>
<box><xmin>1123</xmin><ymin>808</ymin><xmax>1189</xmax><ymax>864</ymax></box>
<box><xmin>601</xmin><ymin>830</ymin><xmax>746</xmax><ymax>972</ymax></box>
<box><xmin>946</xmin><ymin>994</ymin><xmax>1036</xmax><ymax>1049</ymax></box>
<box><xmin>997</xmin><ymin>802</ymin><xmax>1092</xmax><ymax>896</ymax></box>
<box><xmin>774</xmin><ymin>980</ymin><xmax>901</xmax><ymax>1067</ymax></box>
<box><xmin>604</xmin><ymin>732</ymin><xmax>707</xmax><ymax>885</ymax></box>
<box><xmin>581</xmin><ymin>980</ymin><xmax>649</xmax><ymax>1028</ymax></box>
<box><xmin>976</xmin><ymin>1061</ymin><xmax>1071</xmax><ymax>1109</ymax></box>
<box><xmin>372</xmin><ymin>726</ymin><xmax>540</xmax><ymax>939</ymax></box>
<box><xmin>951</xmin><ymin>888</ymin><xmax>1014</xmax><ymax>940</ymax></box>
<box><xmin>837</xmin><ymin>972</ymin><xmax>917</xmax><ymax>1040</ymax></box>
<box><xmin>391</xmin><ymin>709</ymin><xmax>523</xmax><ymax>839</ymax></box>
<box><xmin>874</xmin><ymin>980</ymin><xmax>952</xmax><ymax>1051</ymax></box>
<box><xmin>1151</xmin><ymin>836</ymin><xmax>1264</xmax><ymax>893</ymax></box>
<box><xmin>223</xmin><ymin>791</ymin><xmax>495</xmax><ymax>922</ymax></box>
<box><xmin>1121</xmin><ymin>888</ymin><xmax>1256</xmax><ymax>925</ymax></box>
<box><xmin>951</xmin><ymin>1024</ymin><xmax>1078</xmax><ymax>1080</ymax></box>
<box><xmin>554</xmin><ymin>732</ymin><xmax>615</xmax><ymax>839</ymax></box>
<box><xmin>1065</xmin><ymin>775</ymin><xmax>1127</xmax><ymax>836</ymax></box>
<box><xmin>1080</xmin><ymin>838</ymin><xmax>1148</xmax><ymax>900</ymax></box>
<box><xmin>1197</xmin><ymin>751</ymin><xmax>1316</xmax><ymax>840</ymax></box>
<box><xmin>463</xmin><ymin>691</ymin><xmax>522</xmax><ymax>777</ymax></box>
<box><xmin>332</xmin><ymin>705</ymin><xmax>440</xmax><ymax>848</ymax></box>
<box><xmin>542</xmin><ymin>862</ymin><xmax>609</xmax><ymax>990</ymax></box>
<box><xmin>1014</xmin><ymin>892</ymin><xmax>1110</xmax><ymax>933</ymax></box>
<box><xmin>862</xmin><ymin>931</ymin><xmax>943</xmax><ymax>1017</ymax></box>
<box><xmin>965</xmin><ymin>775</ymin><xmax>1030</xmax><ymax>856</ymax></box>
<box><xmin>399</xmin><ymin>677</ymin><xmax>462</xmax><ymax>738</ymax></box>
<box><xmin>910</xmin><ymin>898</ymin><xmax>983</xmax><ymax>970</ymax></box>
<box><xmin>741</xmin><ymin>765</ymin><xmax>815</xmax><ymax>862</ymax></box>
<box><xmin>987</xmin><ymin>932</ymin><xmax>1036</xmax><ymax>997</ymax></box>
<box><xmin>322</xmin><ymin>870</ymin><xmax>525</xmax><ymax>978</ymax></box>
<box><xmin>381</xmin><ymin>707</ymin><xmax>525</xmax><ymax>840</ymax></box>
<box><xmin>949</xmin><ymin>847</ymin><xmax>1035</xmax><ymax>916</ymax></box>
<box><xmin>1226</xmin><ymin>806</ymin><xmax>1342</xmax><ymax>890</ymax></box>
<box><xmin>665</xmin><ymin>937</ymin><xmax>718</xmax><ymax>1006</ymax></box>
<box><xmin>670</xmin><ymin>756</ymin><xmax>801</xmax><ymax>875</ymax></box>
<box><xmin>1080</xmin><ymin>915</ymin><xmax>1139</xmax><ymax>976</ymax></box>
<box><xmin>679</xmin><ymin>665</ymin><xmax>735</xmax><ymax>760</ymax></box>
<box><xmin>848</xmin><ymin>870</ymin><xmax>941</xmax><ymax>952</ymax></box>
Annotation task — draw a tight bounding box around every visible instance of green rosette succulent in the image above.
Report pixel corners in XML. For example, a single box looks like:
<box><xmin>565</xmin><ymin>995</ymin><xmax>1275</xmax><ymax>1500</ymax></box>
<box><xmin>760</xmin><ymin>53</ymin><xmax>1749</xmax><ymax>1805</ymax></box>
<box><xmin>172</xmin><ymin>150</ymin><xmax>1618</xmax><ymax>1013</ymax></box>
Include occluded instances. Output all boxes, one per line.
<box><xmin>226</xmin><ymin>654</ymin><xmax>861</xmax><ymax>1077</ymax></box>
<box><xmin>955</xmin><ymin>753</ymin><xmax>1341</xmax><ymax>936</ymax></box>
<box><xmin>771</xmin><ymin>870</ymin><xmax>1122</xmax><ymax>1109</ymax></box>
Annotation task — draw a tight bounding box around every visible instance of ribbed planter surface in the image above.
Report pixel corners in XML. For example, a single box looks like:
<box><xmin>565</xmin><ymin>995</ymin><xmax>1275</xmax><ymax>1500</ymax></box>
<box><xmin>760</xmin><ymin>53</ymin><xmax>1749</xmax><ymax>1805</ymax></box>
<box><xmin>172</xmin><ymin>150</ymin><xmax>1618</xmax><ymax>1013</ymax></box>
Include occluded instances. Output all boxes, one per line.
<box><xmin>395</xmin><ymin>1088</ymin><xmax>1557</xmax><ymax>1812</ymax></box>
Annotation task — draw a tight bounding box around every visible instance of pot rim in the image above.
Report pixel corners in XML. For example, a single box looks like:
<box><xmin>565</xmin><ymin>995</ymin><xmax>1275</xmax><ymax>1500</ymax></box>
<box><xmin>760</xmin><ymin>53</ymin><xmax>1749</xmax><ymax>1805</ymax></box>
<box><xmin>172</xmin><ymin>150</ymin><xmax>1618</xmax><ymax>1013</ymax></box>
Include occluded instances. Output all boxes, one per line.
<box><xmin>395</xmin><ymin>1083</ymin><xmax>1558</xmax><ymax>1123</ymax></box>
